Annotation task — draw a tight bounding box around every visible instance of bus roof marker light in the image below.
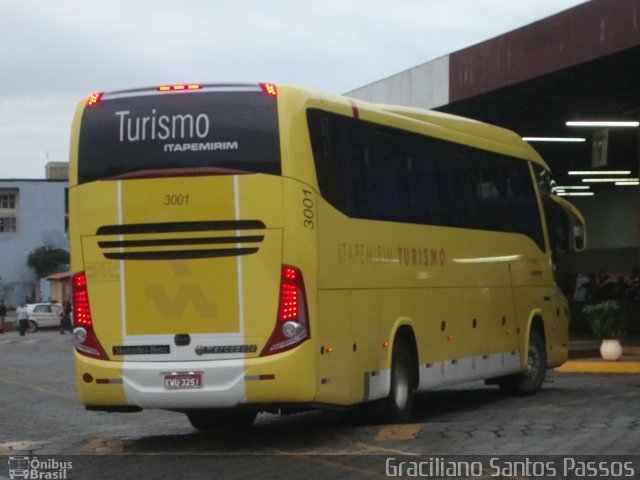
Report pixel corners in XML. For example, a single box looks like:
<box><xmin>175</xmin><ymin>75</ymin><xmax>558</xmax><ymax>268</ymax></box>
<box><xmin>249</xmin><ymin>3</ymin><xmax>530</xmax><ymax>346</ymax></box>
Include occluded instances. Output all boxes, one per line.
<box><xmin>87</xmin><ymin>92</ymin><xmax>103</xmax><ymax>107</ymax></box>
<box><xmin>157</xmin><ymin>84</ymin><xmax>202</xmax><ymax>92</ymax></box>
<box><xmin>260</xmin><ymin>83</ymin><xmax>278</xmax><ymax>97</ymax></box>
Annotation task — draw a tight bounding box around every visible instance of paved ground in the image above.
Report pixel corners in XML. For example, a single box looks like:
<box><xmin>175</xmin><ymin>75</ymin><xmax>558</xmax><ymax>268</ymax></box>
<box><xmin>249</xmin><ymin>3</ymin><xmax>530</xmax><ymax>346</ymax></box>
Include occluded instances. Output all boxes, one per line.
<box><xmin>0</xmin><ymin>330</ymin><xmax>639</xmax><ymax>479</ymax></box>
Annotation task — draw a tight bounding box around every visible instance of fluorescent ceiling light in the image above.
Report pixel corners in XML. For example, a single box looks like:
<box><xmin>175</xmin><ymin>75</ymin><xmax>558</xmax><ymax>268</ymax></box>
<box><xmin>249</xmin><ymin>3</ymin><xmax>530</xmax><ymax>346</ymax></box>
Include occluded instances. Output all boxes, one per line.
<box><xmin>615</xmin><ymin>181</ymin><xmax>639</xmax><ymax>186</ymax></box>
<box><xmin>557</xmin><ymin>192</ymin><xmax>595</xmax><ymax>197</ymax></box>
<box><xmin>568</xmin><ymin>170</ymin><xmax>631</xmax><ymax>175</ymax></box>
<box><xmin>582</xmin><ymin>177</ymin><xmax>639</xmax><ymax>183</ymax></box>
<box><xmin>566</xmin><ymin>121</ymin><xmax>639</xmax><ymax>127</ymax></box>
<box><xmin>523</xmin><ymin>137</ymin><xmax>585</xmax><ymax>142</ymax></box>
<box><xmin>555</xmin><ymin>185</ymin><xmax>590</xmax><ymax>190</ymax></box>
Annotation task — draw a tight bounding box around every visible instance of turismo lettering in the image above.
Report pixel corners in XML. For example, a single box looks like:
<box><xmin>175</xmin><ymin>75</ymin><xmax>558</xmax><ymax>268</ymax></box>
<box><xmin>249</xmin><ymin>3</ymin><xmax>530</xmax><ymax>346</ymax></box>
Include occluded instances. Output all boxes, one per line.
<box><xmin>115</xmin><ymin>110</ymin><xmax>210</xmax><ymax>142</ymax></box>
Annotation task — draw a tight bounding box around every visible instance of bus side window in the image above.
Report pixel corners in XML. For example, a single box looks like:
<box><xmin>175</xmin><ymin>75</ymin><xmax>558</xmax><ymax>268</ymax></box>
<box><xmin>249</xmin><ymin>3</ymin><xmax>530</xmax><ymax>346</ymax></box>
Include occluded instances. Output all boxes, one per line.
<box><xmin>407</xmin><ymin>140</ymin><xmax>440</xmax><ymax>226</ymax></box>
<box><xmin>308</xmin><ymin>108</ymin><xmax>545</xmax><ymax>249</ymax></box>
<box><xmin>509</xmin><ymin>163</ymin><xmax>545</xmax><ymax>249</ymax></box>
<box><xmin>544</xmin><ymin>197</ymin><xmax>570</xmax><ymax>293</ymax></box>
<box><xmin>337</xmin><ymin>119</ymin><xmax>366</xmax><ymax>217</ymax></box>
<box><xmin>474</xmin><ymin>156</ymin><xmax>544</xmax><ymax>250</ymax></box>
<box><xmin>363</xmin><ymin>130</ymin><xmax>409</xmax><ymax>221</ymax></box>
<box><xmin>443</xmin><ymin>148</ymin><xmax>482</xmax><ymax>230</ymax></box>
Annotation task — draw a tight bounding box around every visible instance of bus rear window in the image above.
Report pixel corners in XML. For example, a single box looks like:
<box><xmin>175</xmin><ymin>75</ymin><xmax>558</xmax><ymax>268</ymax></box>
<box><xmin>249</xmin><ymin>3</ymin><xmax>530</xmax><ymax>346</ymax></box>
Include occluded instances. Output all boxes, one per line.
<box><xmin>78</xmin><ymin>89</ymin><xmax>280</xmax><ymax>184</ymax></box>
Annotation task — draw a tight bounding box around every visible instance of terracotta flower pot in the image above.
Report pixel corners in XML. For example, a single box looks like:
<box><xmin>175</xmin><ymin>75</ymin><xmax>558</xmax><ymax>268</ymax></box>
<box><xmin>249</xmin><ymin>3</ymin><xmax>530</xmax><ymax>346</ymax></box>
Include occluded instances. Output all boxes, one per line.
<box><xmin>600</xmin><ymin>339</ymin><xmax>623</xmax><ymax>361</ymax></box>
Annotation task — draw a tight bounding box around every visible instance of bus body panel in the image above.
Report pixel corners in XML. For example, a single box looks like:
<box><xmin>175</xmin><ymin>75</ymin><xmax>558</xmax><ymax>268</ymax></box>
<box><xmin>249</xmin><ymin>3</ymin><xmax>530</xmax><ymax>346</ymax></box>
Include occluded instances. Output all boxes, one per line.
<box><xmin>511</xmin><ymin>287</ymin><xmax>569</xmax><ymax>369</ymax></box>
<box><xmin>73</xmin><ymin>172</ymin><xmax>319</xmax><ymax>408</ymax></box>
<box><xmin>76</xmin><ymin>174</ymin><xmax>284</xmax><ymax>362</ymax></box>
<box><xmin>75</xmin><ymin>342</ymin><xmax>317</xmax><ymax>408</ymax></box>
<box><xmin>316</xmin><ymin>199</ymin><xmax>527</xmax><ymax>403</ymax></box>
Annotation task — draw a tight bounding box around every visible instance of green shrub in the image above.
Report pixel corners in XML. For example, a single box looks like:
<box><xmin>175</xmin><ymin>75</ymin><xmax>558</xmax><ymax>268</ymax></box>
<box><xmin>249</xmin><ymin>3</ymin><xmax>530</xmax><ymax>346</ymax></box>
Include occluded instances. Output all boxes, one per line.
<box><xmin>581</xmin><ymin>300</ymin><xmax>626</xmax><ymax>339</ymax></box>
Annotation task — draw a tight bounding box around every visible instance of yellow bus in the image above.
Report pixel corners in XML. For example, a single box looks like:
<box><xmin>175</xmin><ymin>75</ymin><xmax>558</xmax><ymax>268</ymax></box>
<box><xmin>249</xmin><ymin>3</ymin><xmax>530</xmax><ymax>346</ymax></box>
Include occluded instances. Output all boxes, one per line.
<box><xmin>69</xmin><ymin>83</ymin><xmax>585</xmax><ymax>430</ymax></box>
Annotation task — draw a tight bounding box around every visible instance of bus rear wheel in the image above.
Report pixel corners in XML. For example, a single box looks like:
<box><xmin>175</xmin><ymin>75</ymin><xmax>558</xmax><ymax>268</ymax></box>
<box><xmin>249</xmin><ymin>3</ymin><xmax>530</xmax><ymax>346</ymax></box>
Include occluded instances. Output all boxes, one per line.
<box><xmin>384</xmin><ymin>340</ymin><xmax>416</xmax><ymax>423</ymax></box>
<box><xmin>186</xmin><ymin>409</ymin><xmax>257</xmax><ymax>433</ymax></box>
<box><xmin>499</xmin><ymin>330</ymin><xmax>547</xmax><ymax>395</ymax></box>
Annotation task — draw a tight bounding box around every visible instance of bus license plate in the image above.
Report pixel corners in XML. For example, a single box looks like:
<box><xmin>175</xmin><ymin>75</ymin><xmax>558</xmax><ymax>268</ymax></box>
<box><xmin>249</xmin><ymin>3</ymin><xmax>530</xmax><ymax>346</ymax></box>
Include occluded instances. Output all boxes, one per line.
<box><xmin>163</xmin><ymin>373</ymin><xmax>202</xmax><ymax>390</ymax></box>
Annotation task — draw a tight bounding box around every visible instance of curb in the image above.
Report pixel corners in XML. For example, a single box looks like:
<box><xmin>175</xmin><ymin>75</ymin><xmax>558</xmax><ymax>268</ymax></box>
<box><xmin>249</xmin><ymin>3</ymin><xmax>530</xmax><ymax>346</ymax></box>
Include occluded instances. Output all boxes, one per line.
<box><xmin>554</xmin><ymin>361</ymin><xmax>640</xmax><ymax>374</ymax></box>
<box><xmin>559</xmin><ymin>344</ymin><xmax>640</xmax><ymax>373</ymax></box>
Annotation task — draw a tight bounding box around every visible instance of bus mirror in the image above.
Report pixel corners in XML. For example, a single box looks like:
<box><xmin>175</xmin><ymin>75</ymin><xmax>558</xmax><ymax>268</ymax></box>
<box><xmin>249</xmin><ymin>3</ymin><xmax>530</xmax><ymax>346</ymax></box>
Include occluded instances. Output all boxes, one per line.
<box><xmin>549</xmin><ymin>195</ymin><xmax>586</xmax><ymax>252</ymax></box>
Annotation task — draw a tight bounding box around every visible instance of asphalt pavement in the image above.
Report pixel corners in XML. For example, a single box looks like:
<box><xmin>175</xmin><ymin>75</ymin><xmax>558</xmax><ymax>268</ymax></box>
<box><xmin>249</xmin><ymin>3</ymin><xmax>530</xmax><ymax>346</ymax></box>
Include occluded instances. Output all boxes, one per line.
<box><xmin>1</xmin><ymin>327</ymin><xmax>639</xmax><ymax>479</ymax></box>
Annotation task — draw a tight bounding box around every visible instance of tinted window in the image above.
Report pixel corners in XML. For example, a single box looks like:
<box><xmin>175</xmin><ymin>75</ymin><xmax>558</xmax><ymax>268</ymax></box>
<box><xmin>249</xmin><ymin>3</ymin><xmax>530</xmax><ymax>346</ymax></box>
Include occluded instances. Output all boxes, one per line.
<box><xmin>78</xmin><ymin>90</ymin><xmax>280</xmax><ymax>184</ymax></box>
<box><xmin>307</xmin><ymin>109</ymin><xmax>544</xmax><ymax>250</ymax></box>
<box><xmin>533</xmin><ymin>164</ymin><xmax>556</xmax><ymax>196</ymax></box>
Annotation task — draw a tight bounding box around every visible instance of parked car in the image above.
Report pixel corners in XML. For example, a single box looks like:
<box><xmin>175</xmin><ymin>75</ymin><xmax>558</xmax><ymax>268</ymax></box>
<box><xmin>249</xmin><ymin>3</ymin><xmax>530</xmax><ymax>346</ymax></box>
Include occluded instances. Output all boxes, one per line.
<box><xmin>15</xmin><ymin>303</ymin><xmax>64</xmax><ymax>332</ymax></box>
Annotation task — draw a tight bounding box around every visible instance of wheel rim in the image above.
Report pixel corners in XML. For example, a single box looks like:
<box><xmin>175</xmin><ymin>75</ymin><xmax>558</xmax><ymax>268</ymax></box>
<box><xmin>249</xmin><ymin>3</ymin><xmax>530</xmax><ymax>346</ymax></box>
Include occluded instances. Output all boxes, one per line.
<box><xmin>525</xmin><ymin>342</ymin><xmax>539</xmax><ymax>380</ymax></box>
<box><xmin>393</xmin><ymin>358</ymin><xmax>409</xmax><ymax>409</ymax></box>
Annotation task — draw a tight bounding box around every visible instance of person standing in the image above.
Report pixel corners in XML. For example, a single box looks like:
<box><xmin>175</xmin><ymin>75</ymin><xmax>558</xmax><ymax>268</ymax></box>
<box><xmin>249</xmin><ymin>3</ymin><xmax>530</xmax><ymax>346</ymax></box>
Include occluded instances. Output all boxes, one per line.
<box><xmin>59</xmin><ymin>299</ymin><xmax>73</xmax><ymax>334</ymax></box>
<box><xmin>16</xmin><ymin>303</ymin><xmax>29</xmax><ymax>336</ymax></box>
<box><xmin>0</xmin><ymin>300</ymin><xmax>6</xmax><ymax>333</ymax></box>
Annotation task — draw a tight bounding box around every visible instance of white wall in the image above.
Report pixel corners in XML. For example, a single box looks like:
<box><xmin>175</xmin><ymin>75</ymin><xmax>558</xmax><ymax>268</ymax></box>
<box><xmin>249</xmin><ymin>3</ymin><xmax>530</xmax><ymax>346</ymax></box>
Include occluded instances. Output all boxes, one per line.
<box><xmin>345</xmin><ymin>56</ymin><xmax>450</xmax><ymax>109</ymax></box>
<box><xmin>0</xmin><ymin>180</ymin><xmax>68</xmax><ymax>308</ymax></box>
<box><xmin>572</xmin><ymin>188</ymin><xmax>639</xmax><ymax>250</ymax></box>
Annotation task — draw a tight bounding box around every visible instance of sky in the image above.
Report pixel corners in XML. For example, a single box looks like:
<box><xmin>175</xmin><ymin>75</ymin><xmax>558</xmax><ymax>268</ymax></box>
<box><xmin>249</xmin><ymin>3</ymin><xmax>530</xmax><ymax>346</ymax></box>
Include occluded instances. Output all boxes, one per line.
<box><xmin>0</xmin><ymin>0</ymin><xmax>586</xmax><ymax>179</ymax></box>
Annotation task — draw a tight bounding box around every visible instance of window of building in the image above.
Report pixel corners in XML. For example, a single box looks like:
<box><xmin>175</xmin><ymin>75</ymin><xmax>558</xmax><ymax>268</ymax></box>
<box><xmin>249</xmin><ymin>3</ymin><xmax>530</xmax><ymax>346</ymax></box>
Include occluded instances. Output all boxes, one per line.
<box><xmin>0</xmin><ymin>189</ymin><xmax>18</xmax><ymax>233</ymax></box>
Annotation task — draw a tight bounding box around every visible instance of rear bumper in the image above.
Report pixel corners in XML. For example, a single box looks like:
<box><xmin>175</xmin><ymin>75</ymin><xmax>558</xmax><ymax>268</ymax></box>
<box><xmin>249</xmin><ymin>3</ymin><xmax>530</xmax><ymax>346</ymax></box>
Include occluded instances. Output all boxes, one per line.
<box><xmin>74</xmin><ymin>342</ymin><xmax>316</xmax><ymax>409</ymax></box>
<box><xmin>123</xmin><ymin>357</ymin><xmax>246</xmax><ymax>409</ymax></box>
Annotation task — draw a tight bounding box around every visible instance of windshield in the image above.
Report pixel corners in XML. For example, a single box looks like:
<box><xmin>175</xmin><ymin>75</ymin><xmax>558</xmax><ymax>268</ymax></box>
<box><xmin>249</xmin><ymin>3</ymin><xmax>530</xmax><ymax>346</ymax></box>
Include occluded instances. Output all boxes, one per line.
<box><xmin>78</xmin><ymin>88</ymin><xmax>280</xmax><ymax>184</ymax></box>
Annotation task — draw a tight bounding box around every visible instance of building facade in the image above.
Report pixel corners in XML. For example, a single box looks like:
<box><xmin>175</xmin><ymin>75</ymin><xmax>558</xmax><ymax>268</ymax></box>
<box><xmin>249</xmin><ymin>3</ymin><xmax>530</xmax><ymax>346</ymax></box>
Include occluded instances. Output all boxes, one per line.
<box><xmin>346</xmin><ymin>0</ymin><xmax>640</xmax><ymax>278</ymax></box>
<box><xmin>0</xmin><ymin>179</ymin><xmax>68</xmax><ymax>308</ymax></box>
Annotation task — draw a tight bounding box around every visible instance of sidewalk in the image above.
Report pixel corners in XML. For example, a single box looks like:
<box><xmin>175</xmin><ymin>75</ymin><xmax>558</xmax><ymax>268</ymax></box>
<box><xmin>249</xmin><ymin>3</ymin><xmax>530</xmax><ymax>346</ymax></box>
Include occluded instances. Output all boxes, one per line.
<box><xmin>555</xmin><ymin>337</ymin><xmax>640</xmax><ymax>374</ymax></box>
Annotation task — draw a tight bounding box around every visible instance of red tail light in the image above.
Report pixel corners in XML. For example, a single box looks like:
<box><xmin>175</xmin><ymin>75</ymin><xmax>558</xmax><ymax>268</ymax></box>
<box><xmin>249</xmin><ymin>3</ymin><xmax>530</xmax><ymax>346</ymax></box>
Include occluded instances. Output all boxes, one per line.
<box><xmin>73</xmin><ymin>272</ymin><xmax>109</xmax><ymax>360</ymax></box>
<box><xmin>261</xmin><ymin>265</ymin><xmax>310</xmax><ymax>356</ymax></box>
<box><xmin>73</xmin><ymin>272</ymin><xmax>92</xmax><ymax>326</ymax></box>
<box><xmin>86</xmin><ymin>92</ymin><xmax>103</xmax><ymax>107</ymax></box>
<box><xmin>260</xmin><ymin>83</ymin><xmax>278</xmax><ymax>97</ymax></box>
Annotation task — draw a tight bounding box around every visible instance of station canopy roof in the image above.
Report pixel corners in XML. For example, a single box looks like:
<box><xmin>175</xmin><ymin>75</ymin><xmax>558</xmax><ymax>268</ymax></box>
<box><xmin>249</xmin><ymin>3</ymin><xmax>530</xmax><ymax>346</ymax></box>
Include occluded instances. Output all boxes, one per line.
<box><xmin>437</xmin><ymin>0</ymin><xmax>639</xmax><ymax>193</ymax></box>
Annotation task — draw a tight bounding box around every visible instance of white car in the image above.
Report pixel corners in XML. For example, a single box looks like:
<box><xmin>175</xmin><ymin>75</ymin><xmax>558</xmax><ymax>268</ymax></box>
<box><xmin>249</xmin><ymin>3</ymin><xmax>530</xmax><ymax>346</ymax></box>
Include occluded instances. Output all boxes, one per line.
<box><xmin>23</xmin><ymin>303</ymin><xmax>64</xmax><ymax>331</ymax></box>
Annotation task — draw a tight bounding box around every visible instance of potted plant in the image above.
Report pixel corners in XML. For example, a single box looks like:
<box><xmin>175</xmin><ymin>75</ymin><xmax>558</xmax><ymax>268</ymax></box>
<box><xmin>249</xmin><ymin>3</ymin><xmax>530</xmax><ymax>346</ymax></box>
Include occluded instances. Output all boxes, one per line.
<box><xmin>581</xmin><ymin>299</ymin><xmax>626</xmax><ymax>360</ymax></box>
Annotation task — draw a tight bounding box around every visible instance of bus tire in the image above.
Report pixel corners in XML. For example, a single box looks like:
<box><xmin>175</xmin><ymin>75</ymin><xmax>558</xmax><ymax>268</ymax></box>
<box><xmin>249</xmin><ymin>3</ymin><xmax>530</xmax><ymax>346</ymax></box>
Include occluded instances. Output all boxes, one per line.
<box><xmin>499</xmin><ymin>330</ymin><xmax>546</xmax><ymax>395</ymax></box>
<box><xmin>186</xmin><ymin>409</ymin><xmax>257</xmax><ymax>433</ymax></box>
<box><xmin>384</xmin><ymin>340</ymin><xmax>416</xmax><ymax>423</ymax></box>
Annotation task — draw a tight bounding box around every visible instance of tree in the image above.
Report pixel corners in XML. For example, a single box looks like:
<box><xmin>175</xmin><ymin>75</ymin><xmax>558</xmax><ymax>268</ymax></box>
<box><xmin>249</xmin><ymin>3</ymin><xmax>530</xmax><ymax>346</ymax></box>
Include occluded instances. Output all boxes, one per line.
<box><xmin>27</xmin><ymin>246</ymin><xmax>70</xmax><ymax>278</ymax></box>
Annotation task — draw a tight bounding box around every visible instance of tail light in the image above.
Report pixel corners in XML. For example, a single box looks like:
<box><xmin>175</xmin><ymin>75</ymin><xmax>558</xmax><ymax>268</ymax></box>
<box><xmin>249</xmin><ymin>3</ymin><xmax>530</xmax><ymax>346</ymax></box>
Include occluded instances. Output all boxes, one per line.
<box><xmin>73</xmin><ymin>272</ymin><xmax>109</xmax><ymax>360</ymax></box>
<box><xmin>261</xmin><ymin>265</ymin><xmax>310</xmax><ymax>356</ymax></box>
<box><xmin>260</xmin><ymin>83</ymin><xmax>278</xmax><ymax>97</ymax></box>
<box><xmin>86</xmin><ymin>92</ymin><xmax>103</xmax><ymax>107</ymax></box>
